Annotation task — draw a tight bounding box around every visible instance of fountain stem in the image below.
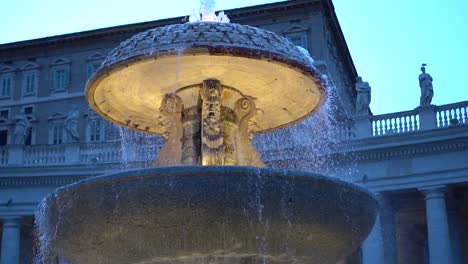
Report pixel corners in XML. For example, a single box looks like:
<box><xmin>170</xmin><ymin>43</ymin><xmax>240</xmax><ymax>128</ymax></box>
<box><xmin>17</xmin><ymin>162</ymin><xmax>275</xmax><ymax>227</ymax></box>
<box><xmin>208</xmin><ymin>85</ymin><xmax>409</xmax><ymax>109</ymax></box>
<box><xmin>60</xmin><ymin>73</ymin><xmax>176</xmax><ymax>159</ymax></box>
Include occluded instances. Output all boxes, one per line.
<box><xmin>154</xmin><ymin>79</ymin><xmax>264</xmax><ymax>167</ymax></box>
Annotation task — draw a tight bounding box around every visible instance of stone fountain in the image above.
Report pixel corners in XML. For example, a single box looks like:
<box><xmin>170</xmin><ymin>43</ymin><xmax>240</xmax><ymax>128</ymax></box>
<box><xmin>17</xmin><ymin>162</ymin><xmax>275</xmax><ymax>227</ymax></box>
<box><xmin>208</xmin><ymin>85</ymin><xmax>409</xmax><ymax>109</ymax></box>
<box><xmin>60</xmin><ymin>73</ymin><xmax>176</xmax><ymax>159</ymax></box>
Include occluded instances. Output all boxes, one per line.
<box><xmin>37</xmin><ymin>8</ymin><xmax>378</xmax><ymax>264</ymax></box>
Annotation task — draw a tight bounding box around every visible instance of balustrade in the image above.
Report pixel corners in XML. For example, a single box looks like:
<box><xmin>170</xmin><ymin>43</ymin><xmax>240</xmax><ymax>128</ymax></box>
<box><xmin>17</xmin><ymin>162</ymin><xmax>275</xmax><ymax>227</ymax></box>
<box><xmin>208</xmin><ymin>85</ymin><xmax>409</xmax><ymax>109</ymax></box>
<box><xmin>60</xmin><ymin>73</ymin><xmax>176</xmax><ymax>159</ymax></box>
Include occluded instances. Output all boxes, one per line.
<box><xmin>80</xmin><ymin>142</ymin><xmax>122</xmax><ymax>163</ymax></box>
<box><xmin>24</xmin><ymin>145</ymin><xmax>66</xmax><ymax>165</ymax></box>
<box><xmin>371</xmin><ymin>110</ymin><xmax>419</xmax><ymax>136</ymax></box>
<box><xmin>337</xmin><ymin>122</ymin><xmax>356</xmax><ymax>141</ymax></box>
<box><xmin>436</xmin><ymin>101</ymin><xmax>468</xmax><ymax>127</ymax></box>
<box><xmin>0</xmin><ymin>101</ymin><xmax>467</xmax><ymax>167</ymax></box>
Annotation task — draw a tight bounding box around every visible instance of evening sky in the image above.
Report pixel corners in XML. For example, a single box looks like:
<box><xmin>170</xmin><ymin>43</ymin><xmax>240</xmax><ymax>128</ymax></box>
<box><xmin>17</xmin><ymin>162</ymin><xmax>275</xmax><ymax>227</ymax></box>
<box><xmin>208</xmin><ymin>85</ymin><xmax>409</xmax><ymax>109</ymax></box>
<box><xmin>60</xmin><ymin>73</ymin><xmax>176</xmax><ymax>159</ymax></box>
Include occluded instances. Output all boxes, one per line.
<box><xmin>1</xmin><ymin>0</ymin><xmax>467</xmax><ymax>114</ymax></box>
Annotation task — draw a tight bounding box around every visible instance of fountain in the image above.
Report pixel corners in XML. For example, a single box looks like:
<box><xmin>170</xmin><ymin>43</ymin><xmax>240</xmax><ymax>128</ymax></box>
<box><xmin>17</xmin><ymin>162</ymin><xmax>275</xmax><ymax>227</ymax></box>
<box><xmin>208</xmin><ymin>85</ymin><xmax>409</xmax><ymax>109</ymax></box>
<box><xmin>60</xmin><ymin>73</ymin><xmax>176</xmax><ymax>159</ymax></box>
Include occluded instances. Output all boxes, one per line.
<box><xmin>36</xmin><ymin>4</ymin><xmax>378</xmax><ymax>264</ymax></box>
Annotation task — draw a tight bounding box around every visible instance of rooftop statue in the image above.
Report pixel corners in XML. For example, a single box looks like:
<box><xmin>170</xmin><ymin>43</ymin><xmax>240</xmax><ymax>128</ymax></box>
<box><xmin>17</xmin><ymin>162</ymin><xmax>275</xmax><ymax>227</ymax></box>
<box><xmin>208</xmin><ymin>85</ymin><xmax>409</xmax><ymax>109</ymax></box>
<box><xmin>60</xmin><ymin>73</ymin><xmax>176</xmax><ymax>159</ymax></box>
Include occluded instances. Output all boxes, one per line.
<box><xmin>355</xmin><ymin>76</ymin><xmax>371</xmax><ymax>116</ymax></box>
<box><xmin>419</xmin><ymin>63</ymin><xmax>434</xmax><ymax>106</ymax></box>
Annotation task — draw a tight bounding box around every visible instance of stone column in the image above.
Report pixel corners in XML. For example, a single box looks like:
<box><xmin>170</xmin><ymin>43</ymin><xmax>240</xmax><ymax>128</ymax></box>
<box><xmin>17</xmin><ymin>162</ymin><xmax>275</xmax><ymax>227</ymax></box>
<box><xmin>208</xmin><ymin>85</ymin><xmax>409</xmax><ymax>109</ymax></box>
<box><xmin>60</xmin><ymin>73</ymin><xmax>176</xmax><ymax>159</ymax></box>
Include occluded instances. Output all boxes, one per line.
<box><xmin>448</xmin><ymin>210</ymin><xmax>464</xmax><ymax>264</ymax></box>
<box><xmin>362</xmin><ymin>212</ymin><xmax>385</xmax><ymax>264</ymax></box>
<box><xmin>379</xmin><ymin>195</ymin><xmax>397</xmax><ymax>264</ymax></box>
<box><xmin>1</xmin><ymin>217</ymin><xmax>21</xmax><ymax>264</ymax></box>
<box><xmin>420</xmin><ymin>186</ymin><xmax>453</xmax><ymax>264</ymax></box>
<box><xmin>362</xmin><ymin>193</ymin><xmax>397</xmax><ymax>264</ymax></box>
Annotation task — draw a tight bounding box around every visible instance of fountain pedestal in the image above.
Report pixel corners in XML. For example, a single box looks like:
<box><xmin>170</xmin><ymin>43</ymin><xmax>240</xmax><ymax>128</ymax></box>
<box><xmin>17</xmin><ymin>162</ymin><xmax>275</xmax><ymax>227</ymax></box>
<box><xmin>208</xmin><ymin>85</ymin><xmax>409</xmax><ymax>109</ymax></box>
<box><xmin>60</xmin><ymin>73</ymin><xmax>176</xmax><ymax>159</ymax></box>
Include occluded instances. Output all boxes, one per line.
<box><xmin>155</xmin><ymin>79</ymin><xmax>263</xmax><ymax>167</ymax></box>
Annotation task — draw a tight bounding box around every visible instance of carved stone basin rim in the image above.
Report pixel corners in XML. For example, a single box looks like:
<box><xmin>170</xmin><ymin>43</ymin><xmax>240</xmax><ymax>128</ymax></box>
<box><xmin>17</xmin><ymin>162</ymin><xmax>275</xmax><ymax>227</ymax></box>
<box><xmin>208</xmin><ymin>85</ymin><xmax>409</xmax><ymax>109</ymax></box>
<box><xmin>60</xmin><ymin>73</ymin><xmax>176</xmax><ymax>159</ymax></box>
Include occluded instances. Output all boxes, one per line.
<box><xmin>85</xmin><ymin>22</ymin><xmax>328</xmax><ymax>136</ymax></box>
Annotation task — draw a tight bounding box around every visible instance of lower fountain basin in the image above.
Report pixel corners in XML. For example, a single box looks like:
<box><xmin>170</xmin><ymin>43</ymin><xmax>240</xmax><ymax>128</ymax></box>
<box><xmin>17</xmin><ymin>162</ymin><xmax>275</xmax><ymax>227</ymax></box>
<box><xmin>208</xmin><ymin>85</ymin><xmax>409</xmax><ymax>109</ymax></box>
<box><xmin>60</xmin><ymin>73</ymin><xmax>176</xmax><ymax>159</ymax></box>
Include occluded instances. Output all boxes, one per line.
<box><xmin>37</xmin><ymin>166</ymin><xmax>378</xmax><ymax>264</ymax></box>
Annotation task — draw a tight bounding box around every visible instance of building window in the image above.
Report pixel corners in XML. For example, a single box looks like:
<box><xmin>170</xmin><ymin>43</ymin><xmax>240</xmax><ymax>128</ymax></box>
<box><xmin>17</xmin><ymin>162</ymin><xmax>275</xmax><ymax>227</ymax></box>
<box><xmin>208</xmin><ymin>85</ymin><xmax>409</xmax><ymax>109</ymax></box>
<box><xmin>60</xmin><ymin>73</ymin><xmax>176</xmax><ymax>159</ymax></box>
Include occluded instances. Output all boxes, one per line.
<box><xmin>1</xmin><ymin>75</ymin><xmax>12</xmax><ymax>98</ymax></box>
<box><xmin>283</xmin><ymin>25</ymin><xmax>309</xmax><ymax>50</ymax></box>
<box><xmin>0</xmin><ymin>109</ymin><xmax>9</xmax><ymax>119</ymax></box>
<box><xmin>23</xmin><ymin>71</ymin><xmax>37</xmax><ymax>96</ymax></box>
<box><xmin>49</xmin><ymin>58</ymin><xmax>71</xmax><ymax>92</ymax></box>
<box><xmin>286</xmin><ymin>33</ymin><xmax>308</xmax><ymax>49</ymax></box>
<box><xmin>25</xmin><ymin>127</ymin><xmax>33</xmax><ymax>145</ymax></box>
<box><xmin>87</xmin><ymin>62</ymin><xmax>101</xmax><ymax>79</ymax></box>
<box><xmin>51</xmin><ymin>124</ymin><xmax>64</xmax><ymax>144</ymax></box>
<box><xmin>0</xmin><ymin>65</ymin><xmax>15</xmax><ymax>99</ymax></box>
<box><xmin>88</xmin><ymin>119</ymin><xmax>103</xmax><ymax>142</ymax></box>
<box><xmin>50</xmin><ymin>68</ymin><xmax>69</xmax><ymax>91</ymax></box>
<box><xmin>86</xmin><ymin>53</ymin><xmax>105</xmax><ymax>79</ymax></box>
<box><xmin>21</xmin><ymin>62</ymin><xmax>40</xmax><ymax>97</ymax></box>
<box><xmin>86</xmin><ymin>111</ymin><xmax>106</xmax><ymax>142</ymax></box>
<box><xmin>24</xmin><ymin>106</ymin><xmax>34</xmax><ymax>116</ymax></box>
<box><xmin>0</xmin><ymin>129</ymin><xmax>7</xmax><ymax>146</ymax></box>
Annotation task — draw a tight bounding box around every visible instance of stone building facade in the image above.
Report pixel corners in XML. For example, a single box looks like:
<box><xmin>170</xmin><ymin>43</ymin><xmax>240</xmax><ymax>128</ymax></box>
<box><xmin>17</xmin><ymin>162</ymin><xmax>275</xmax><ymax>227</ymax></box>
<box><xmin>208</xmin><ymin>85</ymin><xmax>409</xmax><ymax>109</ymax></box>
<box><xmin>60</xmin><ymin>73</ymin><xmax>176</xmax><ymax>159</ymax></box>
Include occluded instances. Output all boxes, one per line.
<box><xmin>1</xmin><ymin>0</ymin><xmax>468</xmax><ymax>264</ymax></box>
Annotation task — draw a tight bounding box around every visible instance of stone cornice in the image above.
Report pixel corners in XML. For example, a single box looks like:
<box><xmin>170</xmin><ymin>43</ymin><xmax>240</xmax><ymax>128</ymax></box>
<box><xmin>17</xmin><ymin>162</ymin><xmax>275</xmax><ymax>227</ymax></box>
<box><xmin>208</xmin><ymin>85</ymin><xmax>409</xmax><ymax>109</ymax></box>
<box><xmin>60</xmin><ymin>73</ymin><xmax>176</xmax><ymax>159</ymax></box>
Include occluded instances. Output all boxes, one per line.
<box><xmin>353</xmin><ymin>138</ymin><xmax>468</xmax><ymax>161</ymax></box>
<box><xmin>261</xmin><ymin>125</ymin><xmax>468</xmax><ymax>162</ymax></box>
<box><xmin>362</xmin><ymin>167</ymin><xmax>468</xmax><ymax>192</ymax></box>
<box><xmin>349</xmin><ymin>125</ymin><xmax>468</xmax><ymax>150</ymax></box>
<box><xmin>320</xmin><ymin>0</ymin><xmax>358</xmax><ymax>86</ymax></box>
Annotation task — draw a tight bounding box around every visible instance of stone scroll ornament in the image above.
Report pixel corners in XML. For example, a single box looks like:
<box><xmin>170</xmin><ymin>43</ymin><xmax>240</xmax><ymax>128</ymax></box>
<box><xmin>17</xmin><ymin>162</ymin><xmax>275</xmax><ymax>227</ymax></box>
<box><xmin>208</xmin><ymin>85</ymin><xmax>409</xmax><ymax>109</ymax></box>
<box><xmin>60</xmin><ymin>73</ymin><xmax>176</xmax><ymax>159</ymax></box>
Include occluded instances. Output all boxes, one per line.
<box><xmin>233</xmin><ymin>96</ymin><xmax>264</xmax><ymax>166</ymax></box>
<box><xmin>153</xmin><ymin>94</ymin><xmax>184</xmax><ymax>166</ymax></box>
<box><xmin>153</xmin><ymin>79</ymin><xmax>264</xmax><ymax>167</ymax></box>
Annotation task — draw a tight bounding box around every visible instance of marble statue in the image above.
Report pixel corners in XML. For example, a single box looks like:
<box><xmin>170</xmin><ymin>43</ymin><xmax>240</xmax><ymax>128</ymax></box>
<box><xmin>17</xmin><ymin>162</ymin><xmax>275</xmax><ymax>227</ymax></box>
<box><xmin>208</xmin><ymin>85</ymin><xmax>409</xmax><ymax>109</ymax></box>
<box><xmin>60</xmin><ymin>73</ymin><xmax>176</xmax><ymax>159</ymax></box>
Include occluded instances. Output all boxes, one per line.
<box><xmin>419</xmin><ymin>64</ymin><xmax>433</xmax><ymax>106</ymax></box>
<box><xmin>13</xmin><ymin>114</ymin><xmax>31</xmax><ymax>144</ymax></box>
<box><xmin>64</xmin><ymin>106</ymin><xmax>80</xmax><ymax>142</ymax></box>
<box><xmin>355</xmin><ymin>76</ymin><xmax>371</xmax><ymax>116</ymax></box>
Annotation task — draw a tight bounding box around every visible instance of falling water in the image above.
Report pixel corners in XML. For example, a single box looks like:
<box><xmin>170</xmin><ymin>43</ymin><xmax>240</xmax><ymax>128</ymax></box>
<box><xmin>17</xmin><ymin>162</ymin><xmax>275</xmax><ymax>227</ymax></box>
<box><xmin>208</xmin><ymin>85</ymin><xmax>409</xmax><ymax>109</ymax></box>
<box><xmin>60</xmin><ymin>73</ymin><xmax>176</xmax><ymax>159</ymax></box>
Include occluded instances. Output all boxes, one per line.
<box><xmin>252</xmin><ymin>72</ymin><xmax>357</xmax><ymax>182</ymax></box>
<box><xmin>115</xmin><ymin>47</ymin><xmax>185</xmax><ymax>169</ymax></box>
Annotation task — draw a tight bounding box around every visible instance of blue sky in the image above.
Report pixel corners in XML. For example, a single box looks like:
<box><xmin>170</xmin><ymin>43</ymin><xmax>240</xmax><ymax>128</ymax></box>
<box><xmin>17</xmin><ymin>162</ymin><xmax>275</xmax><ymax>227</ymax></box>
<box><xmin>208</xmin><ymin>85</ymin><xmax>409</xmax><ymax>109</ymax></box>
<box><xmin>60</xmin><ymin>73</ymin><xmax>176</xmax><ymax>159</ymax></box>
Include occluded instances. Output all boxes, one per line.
<box><xmin>1</xmin><ymin>0</ymin><xmax>467</xmax><ymax>115</ymax></box>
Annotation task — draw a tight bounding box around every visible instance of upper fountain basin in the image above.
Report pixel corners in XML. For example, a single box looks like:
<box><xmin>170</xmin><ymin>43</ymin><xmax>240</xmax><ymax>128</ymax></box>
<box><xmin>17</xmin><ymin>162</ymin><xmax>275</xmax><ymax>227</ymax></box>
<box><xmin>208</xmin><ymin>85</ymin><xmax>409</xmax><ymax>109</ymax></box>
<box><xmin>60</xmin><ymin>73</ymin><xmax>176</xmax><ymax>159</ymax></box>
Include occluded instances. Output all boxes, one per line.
<box><xmin>86</xmin><ymin>22</ymin><xmax>327</xmax><ymax>136</ymax></box>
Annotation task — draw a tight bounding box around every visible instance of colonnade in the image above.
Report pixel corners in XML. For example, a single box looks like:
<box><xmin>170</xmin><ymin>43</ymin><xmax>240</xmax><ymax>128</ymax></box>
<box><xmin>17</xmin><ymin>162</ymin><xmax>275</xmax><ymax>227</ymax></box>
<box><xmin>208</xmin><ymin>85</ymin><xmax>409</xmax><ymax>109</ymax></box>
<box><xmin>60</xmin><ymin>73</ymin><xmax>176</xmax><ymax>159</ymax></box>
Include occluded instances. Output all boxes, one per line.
<box><xmin>362</xmin><ymin>186</ymin><xmax>463</xmax><ymax>264</ymax></box>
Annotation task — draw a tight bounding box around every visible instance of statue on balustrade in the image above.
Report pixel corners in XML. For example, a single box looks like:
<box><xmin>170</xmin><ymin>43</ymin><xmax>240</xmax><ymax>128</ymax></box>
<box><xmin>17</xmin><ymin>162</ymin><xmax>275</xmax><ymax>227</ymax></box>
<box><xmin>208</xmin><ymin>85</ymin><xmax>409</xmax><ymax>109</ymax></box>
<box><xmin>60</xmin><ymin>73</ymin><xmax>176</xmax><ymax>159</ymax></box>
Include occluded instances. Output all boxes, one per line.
<box><xmin>65</xmin><ymin>106</ymin><xmax>80</xmax><ymax>142</ymax></box>
<box><xmin>13</xmin><ymin>114</ymin><xmax>31</xmax><ymax>144</ymax></box>
<box><xmin>419</xmin><ymin>64</ymin><xmax>434</xmax><ymax>106</ymax></box>
<box><xmin>355</xmin><ymin>76</ymin><xmax>371</xmax><ymax>116</ymax></box>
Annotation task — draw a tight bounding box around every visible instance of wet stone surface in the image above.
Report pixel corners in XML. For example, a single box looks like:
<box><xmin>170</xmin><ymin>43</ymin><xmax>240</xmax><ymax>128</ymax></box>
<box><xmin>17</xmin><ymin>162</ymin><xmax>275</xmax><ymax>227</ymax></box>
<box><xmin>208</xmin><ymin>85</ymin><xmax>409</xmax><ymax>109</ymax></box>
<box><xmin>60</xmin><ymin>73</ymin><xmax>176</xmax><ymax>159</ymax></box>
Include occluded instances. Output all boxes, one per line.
<box><xmin>37</xmin><ymin>166</ymin><xmax>378</xmax><ymax>264</ymax></box>
<box><xmin>101</xmin><ymin>22</ymin><xmax>319</xmax><ymax>77</ymax></box>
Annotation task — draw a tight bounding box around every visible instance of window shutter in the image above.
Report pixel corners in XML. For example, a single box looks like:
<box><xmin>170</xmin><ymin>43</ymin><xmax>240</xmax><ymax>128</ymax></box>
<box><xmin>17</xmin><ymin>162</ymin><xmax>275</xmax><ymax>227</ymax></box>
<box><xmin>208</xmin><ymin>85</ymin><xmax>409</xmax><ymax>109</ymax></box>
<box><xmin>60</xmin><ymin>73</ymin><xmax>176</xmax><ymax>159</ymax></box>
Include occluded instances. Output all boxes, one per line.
<box><xmin>6</xmin><ymin>77</ymin><xmax>10</xmax><ymax>96</ymax></box>
<box><xmin>49</xmin><ymin>69</ymin><xmax>56</xmax><ymax>90</ymax></box>
<box><xmin>64</xmin><ymin>67</ymin><xmax>70</xmax><ymax>89</ymax></box>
